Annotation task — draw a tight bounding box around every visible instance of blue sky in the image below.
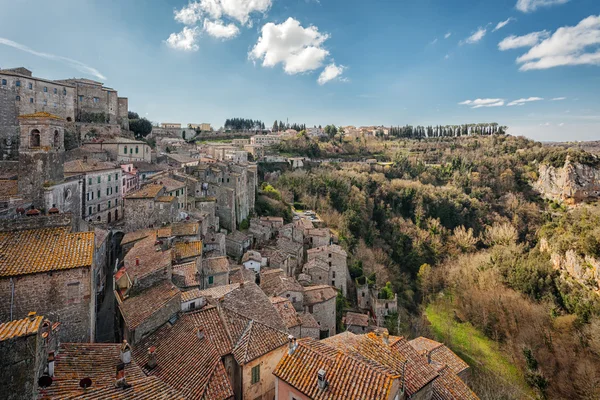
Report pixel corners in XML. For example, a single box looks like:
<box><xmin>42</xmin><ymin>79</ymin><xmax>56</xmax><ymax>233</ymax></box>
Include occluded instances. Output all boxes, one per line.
<box><xmin>1</xmin><ymin>0</ymin><xmax>599</xmax><ymax>141</ymax></box>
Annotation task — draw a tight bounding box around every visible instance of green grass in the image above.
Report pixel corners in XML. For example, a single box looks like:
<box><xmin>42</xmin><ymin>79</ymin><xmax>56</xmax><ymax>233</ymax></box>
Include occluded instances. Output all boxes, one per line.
<box><xmin>425</xmin><ymin>301</ymin><xmax>530</xmax><ymax>393</ymax></box>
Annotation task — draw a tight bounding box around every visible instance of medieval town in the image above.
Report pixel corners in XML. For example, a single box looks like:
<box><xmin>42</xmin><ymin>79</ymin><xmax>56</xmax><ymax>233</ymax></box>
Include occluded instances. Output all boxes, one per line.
<box><xmin>0</xmin><ymin>66</ymin><xmax>478</xmax><ymax>399</ymax></box>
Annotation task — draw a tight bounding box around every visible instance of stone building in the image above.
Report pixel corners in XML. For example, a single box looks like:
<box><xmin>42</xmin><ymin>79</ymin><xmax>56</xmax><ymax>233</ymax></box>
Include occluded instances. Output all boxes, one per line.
<box><xmin>250</xmin><ymin>134</ymin><xmax>281</xmax><ymax>146</ymax></box>
<box><xmin>0</xmin><ymin>226</ymin><xmax>96</xmax><ymax>342</ymax></box>
<box><xmin>356</xmin><ymin>281</ymin><xmax>398</xmax><ymax>328</ymax></box>
<box><xmin>64</xmin><ymin>159</ymin><xmax>122</xmax><ymax>223</ymax></box>
<box><xmin>225</xmin><ymin>230</ymin><xmax>252</xmax><ymax>260</ymax></box>
<box><xmin>82</xmin><ymin>137</ymin><xmax>151</xmax><ymax>163</ymax></box>
<box><xmin>274</xmin><ymin>237</ymin><xmax>304</xmax><ymax>276</ymax></box>
<box><xmin>302</xmin><ymin>285</ymin><xmax>337</xmax><ymax>338</ymax></box>
<box><xmin>123</xmin><ymin>184</ymin><xmax>178</xmax><ymax>232</ymax></box>
<box><xmin>270</xmin><ymin>297</ymin><xmax>320</xmax><ymax>340</ymax></box>
<box><xmin>150</xmin><ymin>174</ymin><xmax>187</xmax><ymax>210</ymax></box>
<box><xmin>241</xmin><ymin>250</ymin><xmax>263</xmax><ymax>273</ymax></box>
<box><xmin>260</xmin><ymin>269</ymin><xmax>304</xmax><ymax>311</ymax></box>
<box><xmin>344</xmin><ymin>311</ymin><xmax>370</xmax><ymax>334</ymax></box>
<box><xmin>306</xmin><ymin>244</ymin><xmax>348</xmax><ymax>297</ymax></box>
<box><xmin>200</xmin><ymin>256</ymin><xmax>230</xmax><ymax>289</ymax></box>
<box><xmin>306</xmin><ymin>228</ymin><xmax>331</xmax><ymax>248</ymax></box>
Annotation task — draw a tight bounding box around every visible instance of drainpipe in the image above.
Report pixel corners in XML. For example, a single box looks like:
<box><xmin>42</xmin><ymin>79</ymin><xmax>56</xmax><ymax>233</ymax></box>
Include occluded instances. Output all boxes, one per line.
<box><xmin>10</xmin><ymin>277</ymin><xmax>14</xmax><ymax>320</ymax></box>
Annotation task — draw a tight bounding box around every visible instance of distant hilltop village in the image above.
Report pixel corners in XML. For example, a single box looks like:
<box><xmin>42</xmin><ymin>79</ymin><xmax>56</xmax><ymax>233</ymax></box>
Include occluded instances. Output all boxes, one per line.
<box><xmin>0</xmin><ymin>67</ymin><xmax>480</xmax><ymax>399</ymax></box>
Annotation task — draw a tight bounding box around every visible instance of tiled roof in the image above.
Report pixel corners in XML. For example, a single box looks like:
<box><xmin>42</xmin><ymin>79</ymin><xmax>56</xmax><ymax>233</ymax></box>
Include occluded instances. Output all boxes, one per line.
<box><xmin>344</xmin><ymin>312</ymin><xmax>369</xmax><ymax>327</ymax></box>
<box><xmin>0</xmin><ymin>315</ymin><xmax>43</xmax><ymax>341</ymax></box>
<box><xmin>221</xmin><ymin>282</ymin><xmax>286</xmax><ymax>331</ymax></box>
<box><xmin>64</xmin><ymin>160</ymin><xmax>119</xmax><ymax>174</ymax></box>
<box><xmin>18</xmin><ymin>111</ymin><xmax>62</xmax><ymax>120</ymax></box>
<box><xmin>260</xmin><ymin>269</ymin><xmax>304</xmax><ymax>297</ymax></box>
<box><xmin>0</xmin><ymin>179</ymin><xmax>18</xmax><ymax>199</ymax></box>
<box><xmin>303</xmin><ymin>285</ymin><xmax>338</xmax><ymax>305</ymax></box>
<box><xmin>241</xmin><ymin>250</ymin><xmax>262</xmax><ymax>263</ymax></box>
<box><xmin>298</xmin><ymin>311</ymin><xmax>319</xmax><ymax>329</ymax></box>
<box><xmin>40</xmin><ymin>343</ymin><xmax>146</xmax><ymax>398</ymax></box>
<box><xmin>132</xmin><ymin>162</ymin><xmax>169</xmax><ymax>173</ymax></box>
<box><xmin>151</xmin><ymin>176</ymin><xmax>185</xmax><ymax>192</ymax></box>
<box><xmin>408</xmin><ymin>337</ymin><xmax>469</xmax><ymax>375</ymax></box>
<box><xmin>125</xmin><ymin>184</ymin><xmax>163</xmax><ymax>199</ymax></box>
<box><xmin>132</xmin><ymin>313</ymin><xmax>234</xmax><ymax>400</ymax></box>
<box><xmin>202</xmin><ymin>256</ymin><xmax>229</xmax><ymax>275</ymax></box>
<box><xmin>187</xmin><ymin>306</ymin><xmax>233</xmax><ymax>357</ymax></box>
<box><xmin>307</xmin><ymin>228</ymin><xmax>330</xmax><ymax>237</ymax></box>
<box><xmin>121</xmin><ymin>229</ymin><xmax>152</xmax><ymax>246</ymax></box>
<box><xmin>157</xmin><ymin>227</ymin><xmax>171</xmax><ymax>238</ymax></box>
<box><xmin>226</xmin><ymin>230</ymin><xmax>250</xmax><ymax>243</ymax></box>
<box><xmin>63</xmin><ymin>376</ymin><xmax>185</xmax><ymax>400</ymax></box>
<box><xmin>303</xmin><ymin>258</ymin><xmax>330</xmax><ymax>273</ymax></box>
<box><xmin>155</xmin><ymin>196</ymin><xmax>175</xmax><ymax>203</ymax></box>
<box><xmin>390</xmin><ymin>336</ymin><xmax>440</xmax><ymax>396</ymax></box>
<box><xmin>173</xmin><ymin>262</ymin><xmax>200</xmax><ymax>288</ymax></box>
<box><xmin>171</xmin><ymin>222</ymin><xmax>200</xmax><ymax>237</ymax></box>
<box><xmin>0</xmin><ymin>228</ymin><xmax>94</xmax><ymax>277</ymax></box>
<box><xmin>274</xmin><ymin>338</ymin><xmax>400</xmax><ymax>400</ymax></box>
<box><xmin>173</xmin><ymin>241</ymin><xmax>202</xmax><ymax>261</ymax></box>
<box><xmin>431</xmin><ymin>366</ymin><xmax>479</xmax><ymax>400</ymax></box>
<box><xmin>307</xmin><ymin>244</ymin><xmax>347</xmax><ymax>258</ymax></box>
<box><xmin>181</xmin><ymin>288</ymin><xmax>202</xmax><ymax>303</ymax></box>
<box><xmin>228</xmin><ymin>266</ymin><xmax>256</xmax><ymax>285</ymax></box>
<box><xmin>270</xmin><ymin>297</ymin><xmax>301</xmax><ymax>329</ymax></box>
<box><xmin>123</xmin><ymin>233</ymin><xmax>171</xmax><ymax>281</ymax></box>
<box><xmin>118</xmin><ymin>281</ymin><xmax>181</xmax><ymax>329</ymax></box>
<box><xmin>197</xmin><ymin>283</ymin><xmax>240</xmax><ymax>299</ymax></box>
<box><xmin>276</xmin><ymin>237</ymin><xmax>303</xmax><ymax>255</ymax></box>
<box><xmin>223</xmin><ymin>308</ymin><xmax>289</xmax><ymax>365</ymax></box>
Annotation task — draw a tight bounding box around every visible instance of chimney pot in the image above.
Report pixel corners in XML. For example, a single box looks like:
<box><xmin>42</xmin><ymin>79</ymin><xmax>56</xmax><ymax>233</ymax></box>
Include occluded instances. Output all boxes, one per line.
<box><xmin>135</xmin><ymin>257</ymin><xmax>140</xmax><ymax>266</ymax></box>
<box><xmin>146</xmin><ymin>346</ymin><xmax>157</xmax><ymax>369</ymax></box>
<box><xmin>120</xmin><ymin>340</ymin><xmax>132</xmax><ymax>364</ymax></box>
<box><xmin>197</xmin><ymin>327</ymin><xmax>205</xmax><ymax>340</ymax></box>
<box><xmin>28</xmin><ymin>311</ymin><xmax>37</xmax><ymax>321</ymax></box>
<box><xmin>317</xmin><ymin>369</ymin><xmax>328</xmax><ymax>390</ymax></box>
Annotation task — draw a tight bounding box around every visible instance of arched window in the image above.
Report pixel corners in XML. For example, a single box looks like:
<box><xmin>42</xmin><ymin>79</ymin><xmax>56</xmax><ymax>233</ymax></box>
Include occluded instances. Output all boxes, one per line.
<box><xmin>30</xmin><ymin>129</ymin><xmax>41</xmax><ymax>148</ymax></box>
<box><xmin>54</xmin><ymin>130</ymin><xmax>60</xmax><ymax>149</ymax></box>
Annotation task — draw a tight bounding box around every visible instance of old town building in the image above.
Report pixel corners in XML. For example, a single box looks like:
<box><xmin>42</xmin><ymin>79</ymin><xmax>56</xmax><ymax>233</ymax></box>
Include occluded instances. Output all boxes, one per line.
<box><xmin>306</xmin><ymin>245</ymin><xmax>348</xmax><ymax>296</ymax></box>
<box><xmin>302</xmin><ymin>285</ymin><xmax>337</xmax><ymax>339</ymax></box>
<box><xmin>123</xmin><ymin>184</ymin><xmax>178</xmax><ymax>232</ymax></box>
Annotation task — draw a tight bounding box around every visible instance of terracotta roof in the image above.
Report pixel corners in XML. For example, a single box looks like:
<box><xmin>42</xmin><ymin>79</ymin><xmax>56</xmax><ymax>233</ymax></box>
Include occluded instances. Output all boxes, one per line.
<box><xmin>408</xmin><ymin>337</ymin><xmax>469</xmax><ymax>376</ymax></box>
<box><xmin>62</xmin><ymin>376</ymin><xmax>185</xmax><ymax>400</ymax></box>
<box><xmin>228</xmin><ymin>266</ymin><xmax>256</xmax><ymax>285</ymax></box>
<box><xmin>187</xmin><ymin>306</ymin><xmax>234</xmax><ymax>357</ymax></box>
<box><xmin>221</xmin><ymin>282</ymin><xmax>286</xmax><ymax>331</ymax></box>
<box><xmin>431</xmin><ymin>366</ymin><xmax>479</xmax><ymax>400</ymax></box>
<box><xmin>118</xmin><ymin>281</ymin><xmax>181</xmax><ymax>330</ymax></box>
<box><xmin>241</xmin><ymin>250</ymin><xmax>262</xmax><ymax>263</ymax></box>
<box><xmin>202</xmin><ymin>256</ymin><xmax>229</xmax><ymax>275</ymax></box>
<box><xmin>151</xmin><ymin>176</ymin><xmax>185</xmax><ymax>192</ymax></box>
<box><xmin>64</xmin><ymin>160</ymin><xmax>119</xmax><ymax>174</ymax></box>
<box><xmin>121</xmin><ymin>229</ymin><xmax>152</xmax><ymax>246</ymax></box>
<box><xmin>0</xmin><ymin>179</ymin><xmax>18</xmax><ymax>199</ymax></box>
<box><xmin>0</xmin><ymin>315</ymin><xmax>44</xmax><ymax>341</ymax></box>
<box><xmin>41</xmin><ymin>343</ymin><xmax>146</xmax><ymax>398</ymax></box>
<box><xmin>303</xmin><ymin>285</ymin><xmax>338</xmax><ymax>305</ymax></box>
<box><xmin>18</xmin><ymin>111</ymin><xmax>62</xmax><ymax>120</ymax></box>
<box><xmin>307</xmin><ymin>244</ymin><xmax>347</xmax><ymax>258</ymax></box>
<box><xmin>133</xmin><ymin>162</ymin><xmax>169</xmax><ymax>173</ymax></box>
<box><xmin>173</xmin><ymin>241</ymin><xmax>202</xmax><ymax>261</ymax></box>
<box><xmin>307</xmin><ymin>228</ymin><xmax>330</xmax><ymax>237</ymax></box>
<box><xmin>303</xmin><ymin>258</ymin><xmax>330</xmax><ymax>273</ymax></box>
<box><xmin>156</xmin><ymin>227</ymin><xmax>171</xmax><ymax>238</ymax></box>
<box><xmin>181</xmin><ymin>288</ymin><xmax>202</xmax><ymax>303</ymax></box>
<box><xmin>274</xmin><ymin>338</ymin><xmax>400</xmax><ymax>400</ymax></box>
<box><xmin>123</xmin><ymin>233</ymin><xmax>171</xmax><ymax>281</ymax></box>
<box><xmin>172</xmin><ymin>262</ymin><xmax>200</xmax><ymax>288</ymax></box>
<box><xmin>298</xmin><ymin>311</ymin><xmax>319</xmax><ymax>329</ymax></box>
<box><xmin>270</xmin><ymin>297</ymin><xmax>301</xmax><ymax>329</ymax></box>
<box><xmin>260</xmin><ymin>269</ymin><xmax>304</xmax><ymax>296</ymax></box>
<box><xmin>390</xmin><ymin>336</ymin><xmax>440</xmax><ymax>396</ymax></box>
<box><xmin>344</xmin><ymin>312</ymin><xmax>369</xmax><ymax>327</ymax></box>
<box><xmin>171</xmin><ymin>222</ymin><xmax>200</xmax><ymax>236</ymax></box>
<box><xmin>226</xmin><ymin>230</ymin><xmax>250</xmax><ymax>243</ymax></box>
<box><xmin>0</xmin><ymin>228</ymin><xmax>94</xmax><ymax>277</ymax></box>
<box><xmin>132</xmin><ymin>313</ymin><xmax>234</xmax><ymax>400</ymax></box>
<box><xmin>197</xmin><ymin>283</ymin><xmax>240</xmax><ymax>299</ymax></box>
<box><xmin>125</xmin><ymin>184</ymin><xmax>163</xmax><ymax>199</ymax></box>
<box><xmin>155</xmin><ymin>196</ymin><xmax>175</xmax><ymax>203</ymax></box>
<box><xmin>276</xmin><ymin>237</ymin><xmax>303</xmax><ymax>255</ymax></box>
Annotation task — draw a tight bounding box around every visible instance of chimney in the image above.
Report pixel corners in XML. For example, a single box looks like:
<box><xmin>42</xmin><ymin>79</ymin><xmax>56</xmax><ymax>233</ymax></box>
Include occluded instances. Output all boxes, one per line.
<box><xmin>426</xmin><ymin>350</ymin><xmax>432</xmax><ymax>364</ymax></box>
<box><xmin>197</xmin><ymin>327</ymin><xmax>205</xmax><ymax>340</ymax></box>
<box><xmin>135</xmin><ymin>257</ymin><xmax>140</xmax><ymax>266</ymax></box>
<box><xmin>383</xmin><ymin>331</ymin><xmax>390</xmax><ymax>345</ymax></box>
<box><xmin>47</xmin><ymin>351</ymin><xmax>55</xmax><ymax>377</ymax></box>
<box><xmin>115</xmin><ymin>363</ymin><xmax>132</xmax><ymax>389</ymax></box>
<box><xmin>28</xmin><ymin>311</ymin><xmax>37</xmax><ymax>321</ymax></box>
<box><xmin>317</xmin><ymin>369</ymin><xmax>328</xmax><ymax>391</ymax></box>
<box><xmin>146</xmin><ymin>346</ymin><xmax>157</xmax><ymax>369</ymax></box>
<box><xmin>120</xmin><ymin>340</ymin><xmax>132</xmax><ymax>364</ymax></box>
<box><xmin>288</xmin><ymin>335</ymin><xmax>298</xmax><ymax>355</ymax></box>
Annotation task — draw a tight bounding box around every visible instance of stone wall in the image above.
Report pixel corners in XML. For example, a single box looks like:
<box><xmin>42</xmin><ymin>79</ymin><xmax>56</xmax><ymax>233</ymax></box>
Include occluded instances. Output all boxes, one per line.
<box><xmin>308</xmin><ymin>297</ymin><xmax>336</xmax><ymax>338</ymax></box>
<box><xmin>0</xmin><ymin>213</ymin><xmax>72</xmax><ymax>232</ymax></box>
<box><xmin>0</xmin><ymin>87</ymin><xmax>19</xmax><ymax>161</ymax></box>
<box><xmin>77</xmin><ymin>123</ymin><xmax>123</xmax><ymax>141</ymax></box>
<box><xmin>0</xmin><ymin>266</ymin><xmax>95</xmax><ymax>343</ymax></box>
<box><xmin>0</xmin><ymin>324</ymin><xmax>44</xmax><ymax>399</ymax></box>
<box><xmin>117</xmin><ymin>98</ymin><xmax>129</xmax><ymax>130</ymax></box>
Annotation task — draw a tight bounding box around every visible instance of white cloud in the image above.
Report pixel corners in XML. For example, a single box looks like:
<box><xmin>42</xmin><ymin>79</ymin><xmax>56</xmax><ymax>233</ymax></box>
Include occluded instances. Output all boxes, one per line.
<box><xmin>0</xmin><ymin>37</ymin><xmax>106</xmax><ymax>80</ymax></box>
<box><xmin>498</xmin><ymin>31</ymin><xmax>549</xmax><ymax>50</ymax></box>
<box><xmin>175</xmin><ymin>0</ymin><xmax>272</xmax><ymax>27</ymax></box>
<box><xmin>551</xmin><ymin>97</ymin><xmax>567</xmax><ymax>101</ymax></box>
<box><xmin>445</xmin><ymin>32</ymin><xmax>452</xmax><ymax>39</ymax></box>
<box><xmin>165</xmin><ymin>27</ymin><xmax>201</xmax><ymax>51</ymax></box>
<box><xmin>493</xmin><ymin>17</ymin><xmax>515</xmax><ymax>32</ymax></box>
<box><xmin>507</xmin><ymin>97</ymin><xmax>544</xmax><ymax>106</ymax></box>
<box><xmin>461</xmin><ymin>27</ymin><xmax>487</xmax><ymax>45</ymax></box>
<box><xmin>203</xmin><ymin>19</ymin><xmax>240</xmax><ymax>39</ymax></box>
<box><xmin>516</xmin><ymin>15</ymin><xmax>600</xmax><ymax>70</ymax></box>
<box><xmin>516</xmin><ymin>0</ymin><xmax>570</xmax><ymax>13</ymax></box>
<box><xmin>559</xmin><ymin>122</ymin><xmax>565</xmax><ymax>126</ymax></box>
<box><xmin>459</xmin><ymin>98</ymin><xmax>505</xmax><ymax>108</ymax></box>
<box><xmin>249</xmin><ymin>18</ymin><xmax>330</xmax><ymax>74</ymax></box>
<box><xmin>445</xmin><ymin>53</ymin><xmax>450</xmax><ymax>60</ymax></box>
<box><xmin>430</xmin><ymin>38</ymin><xmax>438</xmax><ymax>45</ymax></box>
<box><xmin>318</xmin><ymin>63</ymin><xmax>346</xmax><ymax>85</ymax></box>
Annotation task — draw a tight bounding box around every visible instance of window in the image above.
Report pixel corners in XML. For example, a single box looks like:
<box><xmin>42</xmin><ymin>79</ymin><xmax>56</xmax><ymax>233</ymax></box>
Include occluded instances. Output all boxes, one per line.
<box><xmin>88</xmin><ymin>206</ymin><xmax>92</xmax><ymax>215</ymax></box>
<box><xmin>97</xmin><ymin>190</ymin><xmax>101</xmax><ymax>198</ymax></box>
<box><xmin>115</xmin><ymin>186</ymin><xmax>118</xmax><ymax>193</ymax></box>
<box><xmin>106</xmin><ymin>188</ymin><xmax>109</xmax><ymax>196</ymax></box>
<box><xmin>28</xmin><ymin>83</ymin><xmax>33</xmax><ymax>89</ymax></box>
<box><xmin>43</xmin><ymin>86</ymin><xmax>48</xmax><ymax>92</ymax></box>
<box><xmin>108</xmin><ymin>175</ymin><xmax>111</xmax><ymax>182</ymax></box>
<box><xmin>16</xmin><ymin>80</ymin><xmax>20</xmax><ymax>87</ymax></box>
<box><xmin>385</xmin><ymin>303</ymin><xmax>389</xmax><ymax>309</ymax></box>
<box><xmin>332</xmin><ymin>280</ymin><xmax>335</xmax><ymax>286</ymax></box>
<box><xmin>328</xmin><ymin>253</ymin><xmax>332</xmax><ymax>258</ymax></box>
<box><xmin>208</xmin><ymin>276</ymin><xmax>214</xmax><ymax>284</ymax></box>
<box><xmin>135</xmin><ymin>146</ymin><xmax>139</xmax><ymax>154</ymax></box>
<box><xmin>78</xmin><ymin>95</ymin><xmax>83</xmax><ymax>102</ymax></box>
<box><xmin>124</xmin><ymin>146</ymin><xmax>127</xmax><ymax>154</ymax></box>
<box><xmin>88</xmin><ymin>178</ymin><xmax>92</xmax><ymax>185</ymax></box>
<box><xmin>108</xmin><ymin>200</ymin><xmax>111</xmax><ymax>208</ymax></box>
<box><xmin>43</xmin><ymin>100</ymin><xmax>47</xmax><ymax>105</ymax></box>
<box><xmin>15</xmin><ymin>96</ymin><xmax>20</xmax><ymax>101</ymax></box>
<box><xmin>97</xmin><ymin>204</ymin><xmax>101</xmax><ymax>211</ymax></box>
<box><xmin>30</xmin><ymin>129</ymin><xmax>41</xmax><ymax>148</ymax></box>
<box><xmin>63</xmin><ymin>88</ymin><xmax>67</xmax><ymax>95</ymax></box>
<box><xmin>1</xmin><ymin>79</ymin><xmax>6</xmax><ymax>85</ymax></box>
<box><xmin>130</xmin><ymin>148</ymin><xmax>133</xmax><ymax>154</ymax></box>
<box><xmin>53</xmin><ymin>130</ymin><xmax>60</xmax><ymax>148</ymax></box>
<box><xmin>251</xmin><ymin>365</ymin><xmax>260</xmax><ymax>384</ymax></box>
<box><xmin>93</xmin><ymin>97</ymin><xmax>99</xmax><ymax>103</ymax></box>
<box><xmin>54</xmin><ymin>88</ymin><xmax>57</xmax><ymax>94</ymax></box>
<box><xmin>308</xmin><ymin>305</ymin><xmax>314</xmax><ymax>313</ymax></box>
<box><xmin>333</xmin><ymin>272</ymin><xmax>336</xmax><ymax>279</ymax></box>
<box><xmin>115</xmin><ymin>173</ymin><xmax>118</xmax><ymax>180</ymax></box>
<box><xmin>97</xmin><ymin>177</ymin><xmax>101</xmax><ymax>183</ymax></box>
<box><xmin>67</xmin><ymin>282</ymin><xmax>81</xmax><ymax>303</ymax></box>
<box><xmin>362</xmin><ymin>292</ymin><xmax>365</xmax><ymax>297</ymax></box>
<box><xmin>30</xmin><ymin>98</ymin><xmax>34</xmax><ymax>103</ymax></box>
<box><xmin>189</xmin><ymin>301</ymin><xmax>196</xmax><ymax>310</ymax></box>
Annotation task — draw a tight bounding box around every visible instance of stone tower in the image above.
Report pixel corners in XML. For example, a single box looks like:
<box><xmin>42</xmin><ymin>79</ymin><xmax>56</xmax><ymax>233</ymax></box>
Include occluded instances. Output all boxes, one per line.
<box><xmin>17</xmin><ymin>112</ymin><xmax>65</xmax><ymax>207</ymax></box>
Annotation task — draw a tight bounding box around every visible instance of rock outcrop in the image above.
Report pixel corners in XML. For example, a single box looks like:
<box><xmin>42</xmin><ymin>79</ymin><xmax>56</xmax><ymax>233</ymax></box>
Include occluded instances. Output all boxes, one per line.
<box><xmin>540</xmin><ymin>238</ymin><xmax>600</xmax><ymax>292</ymax></box>
<box><xmin>535</xmin><ymin>157</ymin><xmax>600</xmax><ymax>204</ymax></box>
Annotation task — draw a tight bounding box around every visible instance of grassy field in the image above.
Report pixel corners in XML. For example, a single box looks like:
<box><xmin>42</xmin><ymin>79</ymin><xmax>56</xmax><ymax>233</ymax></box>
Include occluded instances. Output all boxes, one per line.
<box><xmin>425</xmin><ymin>301</ymin><xmax>531</xmax><ymax>396</ymax></box>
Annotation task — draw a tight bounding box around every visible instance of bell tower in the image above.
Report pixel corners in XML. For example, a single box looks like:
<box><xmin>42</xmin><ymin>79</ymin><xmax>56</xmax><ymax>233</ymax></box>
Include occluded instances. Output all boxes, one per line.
<box><xmin>17</xmin><ymin>112</ymin><xmax>65</xmax><ymax>207</ymax></box>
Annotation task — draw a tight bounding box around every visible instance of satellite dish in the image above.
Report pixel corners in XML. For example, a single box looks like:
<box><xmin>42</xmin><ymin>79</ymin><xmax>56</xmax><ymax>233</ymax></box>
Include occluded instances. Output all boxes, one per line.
<box><xmin>79</xmin><ymin>377</ymin><xmax>93</xmax><ymax>389</ymax></box>
<box><xmin>38</xmin><ymin>375</ymin><xmax>53</xmax><ymax>388</ymax></box>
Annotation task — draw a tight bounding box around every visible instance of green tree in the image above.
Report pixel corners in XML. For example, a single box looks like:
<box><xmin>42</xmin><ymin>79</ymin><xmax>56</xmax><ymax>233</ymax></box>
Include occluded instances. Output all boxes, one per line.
<box><xmin>129</xmin><ymin>116</ymin><xmax>153</xmax><ymax>138</ymax></box>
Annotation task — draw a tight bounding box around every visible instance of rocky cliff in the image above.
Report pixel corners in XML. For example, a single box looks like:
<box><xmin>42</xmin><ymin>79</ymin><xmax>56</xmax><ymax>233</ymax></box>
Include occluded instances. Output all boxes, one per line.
<box><xmin>535</xmin><ymin>157</ymin><xmax>600</xmax><ymax>203</ymax></box>
<box><xmin>540</xmin><ymin>238</ymin><xmax>600</xmax><ymax>293</ymax></box>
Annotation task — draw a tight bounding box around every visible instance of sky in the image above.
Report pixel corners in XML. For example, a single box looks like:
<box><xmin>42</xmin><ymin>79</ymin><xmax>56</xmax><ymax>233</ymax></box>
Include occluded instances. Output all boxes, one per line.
<box><xmin>1</xmin><ymin>0</ymin><xmax>599</xmax><ymax>141</ymax></box>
